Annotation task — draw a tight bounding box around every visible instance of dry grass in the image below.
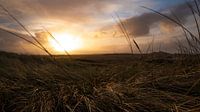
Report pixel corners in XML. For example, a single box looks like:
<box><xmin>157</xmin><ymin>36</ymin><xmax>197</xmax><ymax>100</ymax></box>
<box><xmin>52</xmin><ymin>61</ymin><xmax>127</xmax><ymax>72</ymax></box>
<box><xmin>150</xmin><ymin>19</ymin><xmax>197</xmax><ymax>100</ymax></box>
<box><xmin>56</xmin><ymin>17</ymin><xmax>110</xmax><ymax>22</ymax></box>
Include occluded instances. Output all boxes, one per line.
<box><xmin>0</xmin><ymin>52</ymin><xmax>200</xmax><ymax>112</ymax></box>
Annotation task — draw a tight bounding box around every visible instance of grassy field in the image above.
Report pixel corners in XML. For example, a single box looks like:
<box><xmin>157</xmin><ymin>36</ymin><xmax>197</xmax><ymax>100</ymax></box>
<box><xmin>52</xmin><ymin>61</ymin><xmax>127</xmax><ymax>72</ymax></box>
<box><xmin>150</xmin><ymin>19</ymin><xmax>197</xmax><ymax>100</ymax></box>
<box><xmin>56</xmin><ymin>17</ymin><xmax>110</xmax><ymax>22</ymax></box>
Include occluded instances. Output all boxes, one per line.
<box><xmin>0</xmin><ymin>51</ymin><xmax>200</xmax><ymax>112</ymax></box>
<box><xmin>0</xmin><ymin>0</ymin><xmax>199</xmax><ymax>111</ymax></box>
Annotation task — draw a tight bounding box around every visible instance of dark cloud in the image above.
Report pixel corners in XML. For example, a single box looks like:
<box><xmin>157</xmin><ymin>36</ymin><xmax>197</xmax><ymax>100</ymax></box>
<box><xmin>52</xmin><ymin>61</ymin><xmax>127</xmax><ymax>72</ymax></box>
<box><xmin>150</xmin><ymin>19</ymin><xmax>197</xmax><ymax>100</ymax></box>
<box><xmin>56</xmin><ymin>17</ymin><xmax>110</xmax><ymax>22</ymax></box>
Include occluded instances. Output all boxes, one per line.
<box><xmin>125</xmin><ymin>13</ymin><xmax>162</xmax><ymax>37</ymax></box>
<box><xmin>0</xmin><ymin>28</ymin><xmax>49</xmax><ymax>54</ymax></box>
<box><xmin>124</xmin><ymin>1</ymin><xmax>192</xmax><ymax>37</ymax></box>
<box><xmin>0</xmin><ymin>29</ymin><xmax>27</xmax><ymax>52</ymax></box>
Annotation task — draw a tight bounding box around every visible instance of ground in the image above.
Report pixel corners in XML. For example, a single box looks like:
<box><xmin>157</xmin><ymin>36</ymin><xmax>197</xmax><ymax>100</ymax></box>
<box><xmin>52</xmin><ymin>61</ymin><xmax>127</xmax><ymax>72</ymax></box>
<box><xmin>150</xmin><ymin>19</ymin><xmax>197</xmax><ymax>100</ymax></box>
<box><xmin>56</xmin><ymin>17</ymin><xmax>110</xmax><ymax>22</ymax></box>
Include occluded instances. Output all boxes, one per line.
<box><xmin>0</xmin><ymin>51</ymin><xmax>200</xmax><ymax>112</ymax></box>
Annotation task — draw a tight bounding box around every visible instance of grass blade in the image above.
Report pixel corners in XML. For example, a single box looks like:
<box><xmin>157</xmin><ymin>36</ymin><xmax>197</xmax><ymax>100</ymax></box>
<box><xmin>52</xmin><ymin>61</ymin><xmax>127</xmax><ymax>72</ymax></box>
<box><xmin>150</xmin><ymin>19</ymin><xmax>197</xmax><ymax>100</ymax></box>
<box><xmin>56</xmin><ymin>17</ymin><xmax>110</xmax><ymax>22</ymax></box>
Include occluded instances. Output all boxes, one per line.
<box><xmin>0</xmin><ymin>4</ymin><xmax>53</xmax><ymax>57</ymax></box>
<box><xmin>141</xmin><ymin>6</ymin><xmax>200</xmax><ymax>45</ymax></box>
<box><xmin>42</xmin><ymin>26</ymin><xmax>72</xmax><ymax>59</ymax></box>
<box><xmin>0</xmin><ymin>27</ymin><xmax>44</xmax><ymax>51</ymax></box>
<box><xmin>186</xmin><ymin>2</ymin><xmax>200</xmax><ymax>39</ymax></box>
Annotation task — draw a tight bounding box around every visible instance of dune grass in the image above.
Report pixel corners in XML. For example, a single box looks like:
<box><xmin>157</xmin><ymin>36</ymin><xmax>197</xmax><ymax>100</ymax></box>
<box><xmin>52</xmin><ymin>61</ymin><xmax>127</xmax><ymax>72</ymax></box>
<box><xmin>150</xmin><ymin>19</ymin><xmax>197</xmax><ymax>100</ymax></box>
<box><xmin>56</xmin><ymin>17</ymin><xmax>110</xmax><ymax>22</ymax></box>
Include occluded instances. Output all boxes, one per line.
<box><xmin>0</xmin><ymin>52</ymin><xmax>200</xmax><ymax>112</ymax></box>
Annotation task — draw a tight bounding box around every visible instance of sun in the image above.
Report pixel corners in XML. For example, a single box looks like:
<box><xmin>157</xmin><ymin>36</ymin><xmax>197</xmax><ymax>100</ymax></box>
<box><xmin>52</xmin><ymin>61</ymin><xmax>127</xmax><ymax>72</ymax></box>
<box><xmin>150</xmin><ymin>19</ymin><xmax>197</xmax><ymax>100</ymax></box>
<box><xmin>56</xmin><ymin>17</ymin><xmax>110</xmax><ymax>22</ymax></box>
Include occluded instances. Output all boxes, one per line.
<box><xmin>49</xmin><ymin>32</ymin><xmax>83</xmax><ymax>52</ymax></box>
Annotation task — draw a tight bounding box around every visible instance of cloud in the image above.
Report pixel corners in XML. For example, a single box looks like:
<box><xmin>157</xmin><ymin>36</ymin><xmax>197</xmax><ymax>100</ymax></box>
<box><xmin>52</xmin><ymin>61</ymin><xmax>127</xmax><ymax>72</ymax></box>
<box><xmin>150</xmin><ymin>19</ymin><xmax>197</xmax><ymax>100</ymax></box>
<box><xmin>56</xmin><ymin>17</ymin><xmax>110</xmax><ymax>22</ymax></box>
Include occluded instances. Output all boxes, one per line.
<box><xmin>0</xmin><ymin>29</ymin><xmax>28</xmax><ymax>53</ymax></box>
<box><xmin>159</xmin><ymin>20</ymin><xmax>176</xmax><ymax>33</ymax></box>
<box><xmin>125</xmin><ymin>13</ymin><xmax>161</xmax><ymax>37</ymax></box>
<box><xmin>124</xmin><ymin>1</ymin><xmax>193</xmax><ymax>37</ymax></box>
<box><xmin>0</xmin><ymin>0</ymin><xmax>194</xmax><ymax>54</ymax></box>
<box><xmin>0</xmin><ymin>27</ymin><xmax>51</xmax><ymax>54</ymax></box>
<box><xmin>0</xmin><ymin>0</ymin><xmax>120</xmax><ymax>24</ymax></box>
<box><xmin>0</xmin><ymin>0</ymin><xmax>158</xmax><ymax>30</ymax></box>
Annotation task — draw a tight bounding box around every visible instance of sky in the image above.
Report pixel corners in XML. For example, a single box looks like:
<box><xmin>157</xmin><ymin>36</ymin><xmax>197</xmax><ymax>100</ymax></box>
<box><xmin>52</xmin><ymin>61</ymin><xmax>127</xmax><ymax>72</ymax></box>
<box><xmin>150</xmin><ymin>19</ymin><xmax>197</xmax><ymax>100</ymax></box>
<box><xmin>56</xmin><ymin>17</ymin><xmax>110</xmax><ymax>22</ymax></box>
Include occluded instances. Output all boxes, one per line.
<box><xmin>0</xmin><ymin>0</ymin><xmax>198</xmax><ymax>54</ymax></box>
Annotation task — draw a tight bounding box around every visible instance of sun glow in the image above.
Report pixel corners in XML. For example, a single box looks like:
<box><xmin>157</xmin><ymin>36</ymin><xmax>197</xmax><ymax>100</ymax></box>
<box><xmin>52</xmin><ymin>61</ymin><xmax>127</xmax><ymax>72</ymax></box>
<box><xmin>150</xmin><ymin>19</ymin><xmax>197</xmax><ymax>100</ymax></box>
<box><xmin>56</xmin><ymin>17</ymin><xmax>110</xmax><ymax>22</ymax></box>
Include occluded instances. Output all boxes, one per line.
<box><xmin>49</xmin><ymin>32</ymin><xmax>83</xmax><ymax>52</ymax></box>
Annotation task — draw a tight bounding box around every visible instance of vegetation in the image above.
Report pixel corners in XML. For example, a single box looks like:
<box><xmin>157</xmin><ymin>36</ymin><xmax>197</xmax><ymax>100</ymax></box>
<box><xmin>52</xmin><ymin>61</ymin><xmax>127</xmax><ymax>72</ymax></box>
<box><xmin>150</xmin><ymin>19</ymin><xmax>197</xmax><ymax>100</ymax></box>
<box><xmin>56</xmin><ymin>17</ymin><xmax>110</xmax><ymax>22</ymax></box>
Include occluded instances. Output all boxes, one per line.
<box><xmin>0</xmin><ymin>52</ymin><xmax>200</xmax><ymax>112</ymax></box>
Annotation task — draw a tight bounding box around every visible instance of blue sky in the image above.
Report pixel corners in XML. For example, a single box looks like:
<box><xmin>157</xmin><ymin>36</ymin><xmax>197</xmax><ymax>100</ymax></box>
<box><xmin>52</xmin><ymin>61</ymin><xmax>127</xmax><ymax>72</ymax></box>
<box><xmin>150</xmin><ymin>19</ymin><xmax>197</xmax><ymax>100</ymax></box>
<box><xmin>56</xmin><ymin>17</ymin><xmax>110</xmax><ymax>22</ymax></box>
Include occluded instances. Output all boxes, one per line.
<box><xmin>154</xmin><ymin>0</ymin><xmax>186</xmax><ymax>9</ymax></box>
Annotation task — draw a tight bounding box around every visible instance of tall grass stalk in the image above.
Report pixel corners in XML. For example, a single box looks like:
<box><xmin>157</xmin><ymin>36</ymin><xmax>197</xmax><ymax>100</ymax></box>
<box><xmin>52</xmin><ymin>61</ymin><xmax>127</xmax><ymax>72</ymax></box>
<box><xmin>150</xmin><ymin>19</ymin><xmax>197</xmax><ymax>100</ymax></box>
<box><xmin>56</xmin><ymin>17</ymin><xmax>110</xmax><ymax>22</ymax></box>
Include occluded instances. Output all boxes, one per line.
<box><xmin>113</xmin><ymin>14</ymin><xmax>134</xmax><ymax>54</ymax></box>
<box><xmin>0</xmin><ymin>27</ymin><xmax>44</xmax><ymax>51</ymax></box>
<box><xmin>145</xmin><ymin>35</ymin><xmax>155</xmax><ymax>54</ymax></box>
<box><xmin>113</xmin><ymin>13</ymin><xmax>142</xmax><ymax>54</ymax></box>
<box><xmin>187</xmin><ymin>1</ymin><xmax>200</xmax><ymax>39</ymax></box>
<box><xmin>0</xmin><ymin>4</ymin><xmax>53</xmax><ymax>57</ymax></box>
<box><xmin>194</xmin><ymin>0</ymin><xmax>200</xmax><ymax>16</ymax></box>
<box><xmin>141</xmin><ymin>6</ymin><xmax>198</xmax><ymax>41</ymax></box>
<box><xmin>42</xmin><ymin>26</ymin><xmax>72</xmax><ymax>59</ymax></box>
<box><xmin>171</xmin><ymin>10</ymin><xmax>197</xmax><ymax>54</ymax></box>
<box><xmin>142</xmin><ymin>2</ymin><xmax>200</xmax><ymax>55</ymax></box>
